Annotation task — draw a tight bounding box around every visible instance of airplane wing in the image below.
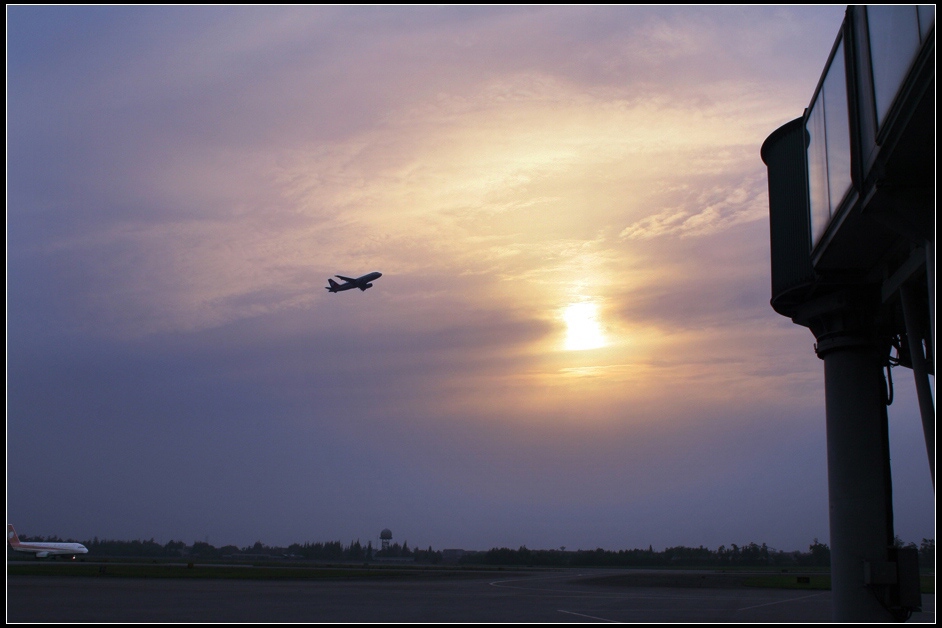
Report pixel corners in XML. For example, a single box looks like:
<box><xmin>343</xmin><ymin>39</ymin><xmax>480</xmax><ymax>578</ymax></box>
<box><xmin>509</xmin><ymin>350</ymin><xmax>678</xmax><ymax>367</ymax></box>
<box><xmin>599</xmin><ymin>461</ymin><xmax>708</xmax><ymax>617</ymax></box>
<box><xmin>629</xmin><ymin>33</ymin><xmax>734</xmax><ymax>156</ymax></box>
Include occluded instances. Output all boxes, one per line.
<box><xmin>335</xmin><ymin>275</ymin><xmax>357</xmax><ymax>283</ymax></box>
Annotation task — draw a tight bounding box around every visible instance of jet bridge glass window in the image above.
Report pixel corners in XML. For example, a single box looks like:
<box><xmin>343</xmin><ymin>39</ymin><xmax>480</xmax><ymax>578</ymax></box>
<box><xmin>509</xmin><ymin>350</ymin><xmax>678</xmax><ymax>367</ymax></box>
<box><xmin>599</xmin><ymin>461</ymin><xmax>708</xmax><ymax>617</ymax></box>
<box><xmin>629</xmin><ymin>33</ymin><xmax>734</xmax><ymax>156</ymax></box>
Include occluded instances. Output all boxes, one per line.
<box><xmin>867</xmin><ymin>5</ymin><xmax>935</xmax><ymax>129</ymax></box>
<box><xmin>806</xmin><ymin>37</ymin><xmax>852</xmax><ymax>247</ymax></box>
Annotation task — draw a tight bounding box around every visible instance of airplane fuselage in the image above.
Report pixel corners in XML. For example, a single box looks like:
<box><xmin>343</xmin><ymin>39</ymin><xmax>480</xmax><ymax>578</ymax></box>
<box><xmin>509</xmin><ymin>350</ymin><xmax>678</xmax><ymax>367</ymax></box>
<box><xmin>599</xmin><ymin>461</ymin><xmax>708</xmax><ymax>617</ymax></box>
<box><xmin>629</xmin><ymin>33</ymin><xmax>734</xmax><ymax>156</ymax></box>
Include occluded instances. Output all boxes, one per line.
<box><xmin>8</xmin><ymin>525</ymin><xmax>88</xmax><ymax>559</ymax></box>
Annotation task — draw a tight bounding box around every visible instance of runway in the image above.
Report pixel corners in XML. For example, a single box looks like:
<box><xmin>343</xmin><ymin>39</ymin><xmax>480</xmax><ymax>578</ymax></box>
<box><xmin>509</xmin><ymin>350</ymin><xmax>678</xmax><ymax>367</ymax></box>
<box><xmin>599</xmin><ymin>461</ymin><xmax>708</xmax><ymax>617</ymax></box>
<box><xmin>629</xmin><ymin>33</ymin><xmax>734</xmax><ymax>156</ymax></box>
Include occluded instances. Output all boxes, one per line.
<box><xmin>7</xmin><ymin>569</ymin><xmax>936</xmax><ymax>622</ymax></box>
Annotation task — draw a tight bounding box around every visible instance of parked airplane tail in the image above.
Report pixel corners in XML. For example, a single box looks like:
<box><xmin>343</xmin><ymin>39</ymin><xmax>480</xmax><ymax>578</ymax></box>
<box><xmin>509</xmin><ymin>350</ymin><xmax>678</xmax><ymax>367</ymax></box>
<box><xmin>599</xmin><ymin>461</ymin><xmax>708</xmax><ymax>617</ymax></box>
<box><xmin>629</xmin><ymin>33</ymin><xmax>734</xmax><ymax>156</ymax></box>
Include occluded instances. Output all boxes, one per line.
<box><xmin>8</xmin><ymin>524</ymin><xmax>22</xmax><ymax>547</ymax></box>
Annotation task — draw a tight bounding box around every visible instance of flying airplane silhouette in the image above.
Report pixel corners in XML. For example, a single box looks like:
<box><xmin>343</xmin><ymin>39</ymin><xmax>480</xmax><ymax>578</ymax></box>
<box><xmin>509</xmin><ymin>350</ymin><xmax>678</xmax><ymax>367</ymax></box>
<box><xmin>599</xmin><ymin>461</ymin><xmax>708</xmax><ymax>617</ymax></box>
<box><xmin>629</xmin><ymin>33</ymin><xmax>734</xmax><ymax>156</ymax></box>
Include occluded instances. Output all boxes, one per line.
<box><xmin>326</xmin><ymin>272</ymin><xmax>383</xmax><ymax>293</ymax></box>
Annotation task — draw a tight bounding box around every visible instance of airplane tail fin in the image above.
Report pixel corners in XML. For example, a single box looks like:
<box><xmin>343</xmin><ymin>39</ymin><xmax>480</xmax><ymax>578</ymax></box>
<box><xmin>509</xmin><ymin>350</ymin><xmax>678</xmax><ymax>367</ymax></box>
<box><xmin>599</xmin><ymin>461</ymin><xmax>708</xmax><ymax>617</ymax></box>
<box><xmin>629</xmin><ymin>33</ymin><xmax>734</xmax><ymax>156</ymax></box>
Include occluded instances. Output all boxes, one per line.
<box><xmin>8</xmin><ymin>524</ymin><xmax>22</xmax><ymax>547</ymax></box>
<box><xmin>326</xmin><ymin>278</ymin><xmax>340</xmax><ymax>292</ymax></box>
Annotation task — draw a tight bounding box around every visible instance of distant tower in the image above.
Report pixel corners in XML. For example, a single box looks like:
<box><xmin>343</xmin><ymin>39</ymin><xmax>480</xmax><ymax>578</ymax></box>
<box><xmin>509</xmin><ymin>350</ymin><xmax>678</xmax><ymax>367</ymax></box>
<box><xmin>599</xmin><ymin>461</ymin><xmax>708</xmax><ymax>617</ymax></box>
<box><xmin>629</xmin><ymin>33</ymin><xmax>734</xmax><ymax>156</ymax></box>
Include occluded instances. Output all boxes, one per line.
<box><xmin>380</xmin><ymin>528</ymin><xmax>392</xmax><ymax>551</ymax></box>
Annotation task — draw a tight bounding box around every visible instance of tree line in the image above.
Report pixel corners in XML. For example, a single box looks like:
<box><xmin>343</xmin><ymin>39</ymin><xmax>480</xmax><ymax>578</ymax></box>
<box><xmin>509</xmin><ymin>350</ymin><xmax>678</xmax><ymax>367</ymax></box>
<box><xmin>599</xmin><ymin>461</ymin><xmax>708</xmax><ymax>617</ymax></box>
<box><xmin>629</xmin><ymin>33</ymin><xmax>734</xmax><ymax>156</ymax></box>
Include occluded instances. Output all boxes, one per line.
<box><xmin>15</xmin><ymin>535</ymin><xmax>440</xmax><ymax>563</ymax></box>
<box><xmin>467</xmin><ymin>540</ymin><xmax>831</xmax><ymax>568</ymax></box>
<box><xmin>466</xmin><ymin>538</ymin><xmax>934</xmax><ymax>569</ymax></box>
<box><xmin>15</xmin><ymin>533</ymin><xmax>934</xmax><ymax>569</ymax></box>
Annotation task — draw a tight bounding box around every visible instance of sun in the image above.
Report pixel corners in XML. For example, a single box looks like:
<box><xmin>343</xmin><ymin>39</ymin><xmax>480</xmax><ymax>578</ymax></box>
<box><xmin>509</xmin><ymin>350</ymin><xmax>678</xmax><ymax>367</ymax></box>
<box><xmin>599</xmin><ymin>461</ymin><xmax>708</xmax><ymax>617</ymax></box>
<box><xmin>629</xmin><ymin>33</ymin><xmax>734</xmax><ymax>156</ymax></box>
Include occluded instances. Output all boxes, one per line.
<box><xmin>563</xmin><ymin>302</ymin><xmax>606</xmax><ymax>351</ymax></box>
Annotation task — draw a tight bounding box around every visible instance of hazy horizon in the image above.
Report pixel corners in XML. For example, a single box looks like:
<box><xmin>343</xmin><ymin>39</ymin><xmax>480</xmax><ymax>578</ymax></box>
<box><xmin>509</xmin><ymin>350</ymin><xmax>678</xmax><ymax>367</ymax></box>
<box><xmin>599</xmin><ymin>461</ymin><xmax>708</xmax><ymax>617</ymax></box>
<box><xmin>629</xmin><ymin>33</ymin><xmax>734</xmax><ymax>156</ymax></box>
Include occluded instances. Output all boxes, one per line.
<box><xmin>7</xmin><ymin>5</ymin><xmax>934</xmax><ymax>553</ymax></box>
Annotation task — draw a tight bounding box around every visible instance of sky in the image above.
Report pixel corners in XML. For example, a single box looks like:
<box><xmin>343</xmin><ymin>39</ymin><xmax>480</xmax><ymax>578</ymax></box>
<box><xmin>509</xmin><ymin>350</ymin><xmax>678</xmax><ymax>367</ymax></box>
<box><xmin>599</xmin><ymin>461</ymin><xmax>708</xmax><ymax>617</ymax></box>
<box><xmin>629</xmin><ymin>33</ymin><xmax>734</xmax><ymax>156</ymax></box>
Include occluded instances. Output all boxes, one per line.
<box><xmin>7</xmin><ymin>6</ymin><xmax>934</xmax><ymax>552</ymax></box>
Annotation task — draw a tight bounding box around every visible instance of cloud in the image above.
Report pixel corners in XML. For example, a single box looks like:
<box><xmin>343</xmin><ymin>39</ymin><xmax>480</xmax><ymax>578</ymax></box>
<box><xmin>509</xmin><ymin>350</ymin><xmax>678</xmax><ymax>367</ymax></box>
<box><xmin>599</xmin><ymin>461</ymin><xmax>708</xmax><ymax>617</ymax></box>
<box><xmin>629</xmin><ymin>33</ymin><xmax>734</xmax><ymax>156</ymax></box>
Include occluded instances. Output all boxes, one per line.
<box><xmin>619</xmin><ymin>173</ymin><xmax>769</xmax><ymax>240</ymax></box>
<box><xmin>8</xmin><ymin>7</ymin><xmax>836</xmax><ymax>339</ymax></box>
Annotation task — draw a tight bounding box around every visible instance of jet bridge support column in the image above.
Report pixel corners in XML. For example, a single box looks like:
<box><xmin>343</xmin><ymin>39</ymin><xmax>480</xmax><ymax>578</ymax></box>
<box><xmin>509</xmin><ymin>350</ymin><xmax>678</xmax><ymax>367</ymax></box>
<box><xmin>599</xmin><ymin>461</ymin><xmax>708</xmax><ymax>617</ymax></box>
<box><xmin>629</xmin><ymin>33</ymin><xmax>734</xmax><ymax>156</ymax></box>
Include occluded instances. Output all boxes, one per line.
<box><xmin>804</xmin><ymin>298</ymin><xmax>897</xmax><ymax>622</ymax></box>
<box><xmin>900</xmin><ymin>280</ymin><xmax>935</xmax><ymax>486</ymax></box>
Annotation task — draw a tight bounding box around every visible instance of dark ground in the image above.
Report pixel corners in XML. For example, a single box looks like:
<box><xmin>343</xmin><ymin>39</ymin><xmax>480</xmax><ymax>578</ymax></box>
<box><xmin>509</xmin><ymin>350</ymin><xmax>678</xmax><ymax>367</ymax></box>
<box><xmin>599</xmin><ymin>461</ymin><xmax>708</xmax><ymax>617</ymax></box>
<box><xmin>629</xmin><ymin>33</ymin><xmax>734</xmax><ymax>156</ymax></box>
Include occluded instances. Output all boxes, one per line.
<box><xmin>7</xmin><ymin>567</ymin><xmax>936</xmax><ymax>623</ymax></box>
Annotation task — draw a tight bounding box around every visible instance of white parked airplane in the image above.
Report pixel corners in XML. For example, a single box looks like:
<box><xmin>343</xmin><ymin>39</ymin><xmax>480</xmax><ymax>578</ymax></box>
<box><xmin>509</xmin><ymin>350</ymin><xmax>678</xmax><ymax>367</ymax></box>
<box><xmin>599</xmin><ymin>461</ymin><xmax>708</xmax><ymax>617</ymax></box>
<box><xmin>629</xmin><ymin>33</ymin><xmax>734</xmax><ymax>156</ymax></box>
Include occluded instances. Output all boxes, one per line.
<box><xmin>8</xmin><ymin>524</ymin><xmax>88</xmax><ymax>559</ymax></box>
<box><xmin>325</xmin><ymin>271</ymin><xmax>383</xmax><ymax>293</ymax></box>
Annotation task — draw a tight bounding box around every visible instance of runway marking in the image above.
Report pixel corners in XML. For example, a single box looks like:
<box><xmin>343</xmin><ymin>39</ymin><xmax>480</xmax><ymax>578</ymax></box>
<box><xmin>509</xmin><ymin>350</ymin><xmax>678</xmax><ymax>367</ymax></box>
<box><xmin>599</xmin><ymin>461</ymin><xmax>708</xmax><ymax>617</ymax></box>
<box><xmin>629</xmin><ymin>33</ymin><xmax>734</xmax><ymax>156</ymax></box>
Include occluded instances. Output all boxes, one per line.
<box><xmin>489</xmin><ymin>573</ymin><xmax>574</xmax><ymax>586</ymax></box>
<box><xmin>737</xmin><ymin>591</ymin><xmax>827</xmax><ymax>611</ymax></box>
<box><xmin>488</xmin><ymin>578</ymin><xmax>635</xmax><ymax>600</ymax></box>
<box><xmin>489</xmin><ymin>577</ymin><xmax>758</xmax><ymax>602</ymax></box>
<box><xmin>491</xmin><ymin>570</ymin><xmax>834</xmax><ymax>619</ymax></box>
<box><xmin>557</xmin><ymin>609</ymin><xmax>620</xmax><ymax>622</ymax></box>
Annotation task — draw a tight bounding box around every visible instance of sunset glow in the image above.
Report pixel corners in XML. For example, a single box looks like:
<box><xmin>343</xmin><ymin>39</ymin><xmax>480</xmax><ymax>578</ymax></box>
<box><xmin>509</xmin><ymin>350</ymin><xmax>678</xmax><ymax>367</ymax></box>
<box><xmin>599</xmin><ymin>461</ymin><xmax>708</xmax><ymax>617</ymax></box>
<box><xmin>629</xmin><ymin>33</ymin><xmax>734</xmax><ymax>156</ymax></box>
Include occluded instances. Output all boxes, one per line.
<box><xmin>563</xmin><ymin>302</ymin><xmax>606</xmax><ymax>351</ymax></box>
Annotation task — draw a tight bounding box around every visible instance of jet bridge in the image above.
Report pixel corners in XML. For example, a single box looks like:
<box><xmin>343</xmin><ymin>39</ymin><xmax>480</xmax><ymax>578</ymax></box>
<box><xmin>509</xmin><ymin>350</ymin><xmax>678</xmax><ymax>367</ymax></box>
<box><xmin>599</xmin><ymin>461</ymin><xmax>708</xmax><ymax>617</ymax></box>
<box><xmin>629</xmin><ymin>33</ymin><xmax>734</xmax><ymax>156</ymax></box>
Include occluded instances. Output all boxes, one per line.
<box><xmin>761</xmin><ymin>5</ymin><xmax>933</xmax><ymax>622</ymax></box>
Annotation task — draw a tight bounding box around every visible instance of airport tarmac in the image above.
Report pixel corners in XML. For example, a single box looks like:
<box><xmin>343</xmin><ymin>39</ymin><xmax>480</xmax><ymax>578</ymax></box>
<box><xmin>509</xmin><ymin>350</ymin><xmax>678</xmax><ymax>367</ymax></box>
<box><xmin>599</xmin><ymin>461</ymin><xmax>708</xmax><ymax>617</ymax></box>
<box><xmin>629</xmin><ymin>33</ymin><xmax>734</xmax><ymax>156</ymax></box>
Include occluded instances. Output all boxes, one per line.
<box><xmin>7</xmin><ymin>569</ymin><xmax>936</xmax><ymax>623</ymax></box>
